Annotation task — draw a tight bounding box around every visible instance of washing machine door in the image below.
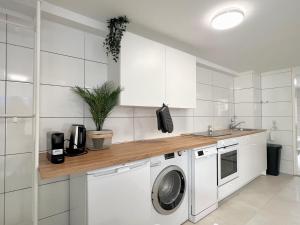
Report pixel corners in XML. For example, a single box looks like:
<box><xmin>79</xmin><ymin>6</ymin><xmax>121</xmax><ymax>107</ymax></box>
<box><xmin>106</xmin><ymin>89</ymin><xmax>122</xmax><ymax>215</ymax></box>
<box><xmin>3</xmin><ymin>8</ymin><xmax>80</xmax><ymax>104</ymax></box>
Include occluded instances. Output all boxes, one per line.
<box><xmin>152</xmin><ymin>165</ymin><xmax>186</xmax><ymax>215</ymax></box>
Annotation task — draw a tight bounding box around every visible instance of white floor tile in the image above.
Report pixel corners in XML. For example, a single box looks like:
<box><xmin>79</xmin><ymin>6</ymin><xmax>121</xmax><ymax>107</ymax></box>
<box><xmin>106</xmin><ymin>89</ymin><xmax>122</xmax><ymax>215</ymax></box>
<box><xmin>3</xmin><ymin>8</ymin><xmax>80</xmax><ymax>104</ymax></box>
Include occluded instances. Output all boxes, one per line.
<box><xmin>184</xmin><ymin>175</ymin><xmax>300</xmax><ymax>225</ymax></box>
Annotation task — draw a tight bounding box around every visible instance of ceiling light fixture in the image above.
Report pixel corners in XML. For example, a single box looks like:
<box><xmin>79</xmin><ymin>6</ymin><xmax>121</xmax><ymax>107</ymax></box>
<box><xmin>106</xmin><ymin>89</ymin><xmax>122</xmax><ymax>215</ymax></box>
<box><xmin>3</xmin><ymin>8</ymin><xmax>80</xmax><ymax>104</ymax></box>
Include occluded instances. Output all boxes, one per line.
<box><xmin>211</xmin><ymin>9</ymin><xmax>244</xmax><ymax>30</ymax></box>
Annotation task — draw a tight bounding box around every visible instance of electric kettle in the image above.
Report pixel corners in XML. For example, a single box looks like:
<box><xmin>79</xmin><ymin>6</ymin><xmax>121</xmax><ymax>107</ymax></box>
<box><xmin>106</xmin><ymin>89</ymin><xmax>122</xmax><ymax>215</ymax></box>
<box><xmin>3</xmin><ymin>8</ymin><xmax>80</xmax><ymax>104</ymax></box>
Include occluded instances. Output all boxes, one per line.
<box><xmin>67</xmin><ymin>124</ymin><xmax>86</xmax><ymax>156</ymax></box>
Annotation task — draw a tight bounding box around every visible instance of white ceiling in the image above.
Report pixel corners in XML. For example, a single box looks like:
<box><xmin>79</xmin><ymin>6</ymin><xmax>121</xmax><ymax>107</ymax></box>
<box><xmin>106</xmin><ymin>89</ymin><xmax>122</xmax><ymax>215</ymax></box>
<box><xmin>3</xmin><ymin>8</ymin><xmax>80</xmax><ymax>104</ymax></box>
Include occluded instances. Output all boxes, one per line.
<box><xmin>46</xmin><ymin>0</ymin><xmax>300</xmax><ymax>72</ymax></box>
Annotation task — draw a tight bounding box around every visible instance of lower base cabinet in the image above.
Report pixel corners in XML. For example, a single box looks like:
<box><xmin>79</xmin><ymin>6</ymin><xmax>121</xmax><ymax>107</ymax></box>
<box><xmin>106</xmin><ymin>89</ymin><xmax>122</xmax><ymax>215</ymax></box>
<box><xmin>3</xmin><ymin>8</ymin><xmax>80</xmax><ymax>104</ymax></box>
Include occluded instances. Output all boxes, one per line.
<box><xmin>70</xmin><ymin>160</ymin><xmax>151</xmax><ymax>225</ymax></box>
<box><xmin>218</xmin><ymin>132</ymin><xmax>267</xmax><ymax>200</ymax></box>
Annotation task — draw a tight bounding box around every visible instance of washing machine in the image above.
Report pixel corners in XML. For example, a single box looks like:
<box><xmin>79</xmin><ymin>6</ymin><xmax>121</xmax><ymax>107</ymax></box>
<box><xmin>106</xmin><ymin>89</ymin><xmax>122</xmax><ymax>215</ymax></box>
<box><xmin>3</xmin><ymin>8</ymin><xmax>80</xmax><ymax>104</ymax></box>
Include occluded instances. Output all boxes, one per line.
<box><xmin>150</xmin><ymin>150</ymin><xmax>188</xmax><ymax>225</ymax></box>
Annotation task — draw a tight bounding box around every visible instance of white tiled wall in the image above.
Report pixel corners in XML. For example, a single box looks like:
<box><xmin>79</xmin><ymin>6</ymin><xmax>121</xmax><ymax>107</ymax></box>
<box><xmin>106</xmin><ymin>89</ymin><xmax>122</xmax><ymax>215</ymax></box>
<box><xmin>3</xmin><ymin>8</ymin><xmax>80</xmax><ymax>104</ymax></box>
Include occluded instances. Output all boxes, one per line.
<box><xmin>195</xmin><ymin>67</ymin><xmax>234</xmax><ymax>131</ymax></box>
<box><xmin>41</xmin><ymin>20</ymin><xmax>85</xmax><ymax>58</ymax></box>
<box><xmin>0</xmin><ymin>13</ymin><xmax>35</xmax><ymax>225</ymax></box>
<box><xmin>7</xmin><ymin>44</ymin><xmax>34</xmax><ymax>82</ymax></box>
<box><xmin>234</xmin><ymin>71</ymin><xmax>262</xmax><ymax>129</ymax></box>
<box><xmin>0</xmin><ymin>15</ymin><xmax>73</xmax><ymax>225</ymax></box>
<box><xmin>0</xmin><ymin>15</ymin><xmax>236</xmax><ymax>225</ymax></box>
<box><xmin>261</xmin><ymin>69</ymin><xmax>294</xmax><ymax>174</ymax></box>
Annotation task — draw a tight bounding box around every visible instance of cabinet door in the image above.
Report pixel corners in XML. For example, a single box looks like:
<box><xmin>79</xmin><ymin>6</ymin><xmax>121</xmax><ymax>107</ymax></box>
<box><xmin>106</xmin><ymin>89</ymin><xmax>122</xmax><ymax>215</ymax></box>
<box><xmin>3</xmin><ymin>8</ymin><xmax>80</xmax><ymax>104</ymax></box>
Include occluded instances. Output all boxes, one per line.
<box><xmin>119</xmin><ymin>32</ymin><xmax>165</xmax><ymax>107</ymax></box>
<box><xmin>165</xmin><ymin>47</ymin><xmax>196</xmax><ymax>108</ymax></box>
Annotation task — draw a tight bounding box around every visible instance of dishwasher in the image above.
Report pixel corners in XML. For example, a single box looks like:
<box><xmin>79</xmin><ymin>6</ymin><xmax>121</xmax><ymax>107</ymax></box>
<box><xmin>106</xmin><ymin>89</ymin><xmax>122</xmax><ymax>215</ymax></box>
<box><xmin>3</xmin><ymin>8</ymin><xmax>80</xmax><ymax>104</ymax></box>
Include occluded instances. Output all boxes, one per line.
<box><xmin>189</xmin><ymin>145</ymin><xmax>218</xmax><ymax>223</ymax></box>
<box><xmin>70</xmin><ymin>159</ymin><xmax>151</xmax><ymax>225</ymax></box>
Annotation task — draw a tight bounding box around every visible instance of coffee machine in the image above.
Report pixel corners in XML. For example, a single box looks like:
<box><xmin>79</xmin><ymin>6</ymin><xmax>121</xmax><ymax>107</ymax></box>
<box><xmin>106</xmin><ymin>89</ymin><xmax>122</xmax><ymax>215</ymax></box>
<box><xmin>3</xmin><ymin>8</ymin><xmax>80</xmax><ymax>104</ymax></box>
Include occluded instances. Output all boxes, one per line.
<box><xmin>47</xmin><ymin>132</ymin><xmax>65</xmax><ymax>164</ymax></box>
<box><xmin>66</xmin><ymin>124</ymin><xmax>86</xmax><ymax>156</ymax></box>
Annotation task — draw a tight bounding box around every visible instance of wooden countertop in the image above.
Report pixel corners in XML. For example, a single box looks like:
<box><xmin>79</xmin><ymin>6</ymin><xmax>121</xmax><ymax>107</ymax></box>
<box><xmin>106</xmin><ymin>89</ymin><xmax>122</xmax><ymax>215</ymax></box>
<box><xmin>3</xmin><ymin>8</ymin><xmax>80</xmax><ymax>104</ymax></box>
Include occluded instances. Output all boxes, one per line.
<box><xmin>39</xmin><ymin>129</ymin><xmax>266</xmax><ymax>180</ymax></box>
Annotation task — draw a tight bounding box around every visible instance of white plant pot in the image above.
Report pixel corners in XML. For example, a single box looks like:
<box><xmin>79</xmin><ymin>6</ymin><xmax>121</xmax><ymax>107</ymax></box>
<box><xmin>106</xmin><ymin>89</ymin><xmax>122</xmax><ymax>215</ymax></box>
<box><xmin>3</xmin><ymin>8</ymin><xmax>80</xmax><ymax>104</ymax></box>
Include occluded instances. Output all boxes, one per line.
<box><xmin>86</xmin><ymin>129</ymin><xmax>113</xmax><ymax>150</ymax></box>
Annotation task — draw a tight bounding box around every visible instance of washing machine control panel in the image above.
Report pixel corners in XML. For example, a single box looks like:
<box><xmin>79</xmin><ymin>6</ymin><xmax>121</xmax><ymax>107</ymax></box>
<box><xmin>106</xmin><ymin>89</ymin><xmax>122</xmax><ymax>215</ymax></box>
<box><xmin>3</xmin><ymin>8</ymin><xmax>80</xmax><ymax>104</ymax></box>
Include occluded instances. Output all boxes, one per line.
<box><xmin>164</xmin><ymin>152</ymin><xmax>175</xmax><ymax>160</ymax></box>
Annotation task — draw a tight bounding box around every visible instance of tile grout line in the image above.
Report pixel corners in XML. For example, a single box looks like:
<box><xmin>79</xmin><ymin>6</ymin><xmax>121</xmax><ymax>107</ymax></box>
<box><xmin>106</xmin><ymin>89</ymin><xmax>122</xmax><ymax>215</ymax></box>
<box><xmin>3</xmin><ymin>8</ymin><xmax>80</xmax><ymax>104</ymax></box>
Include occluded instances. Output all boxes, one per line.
<box><xmin>41</xmin><ymin>49</ymin><xmax>107</xmax><ymax>65</ymax></box>
<box><xmin>38</xmin><ymin>209</ymin><xmax>70</xmax><ymax>222</ymax></box>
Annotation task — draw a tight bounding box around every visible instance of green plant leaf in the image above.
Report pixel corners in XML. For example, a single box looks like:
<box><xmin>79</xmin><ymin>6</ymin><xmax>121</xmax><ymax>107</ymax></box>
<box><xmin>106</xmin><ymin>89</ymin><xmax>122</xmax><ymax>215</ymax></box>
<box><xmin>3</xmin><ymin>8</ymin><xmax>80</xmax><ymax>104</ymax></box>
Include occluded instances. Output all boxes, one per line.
<box><xmin>72</xmin><ymin>81</ymin><xmax>122</xmax><ymax>131</ymax></box>
<box><xmin>103</xmin><ymin>16</ymin><xmax>129</xmax><ymax>62</ymax></box>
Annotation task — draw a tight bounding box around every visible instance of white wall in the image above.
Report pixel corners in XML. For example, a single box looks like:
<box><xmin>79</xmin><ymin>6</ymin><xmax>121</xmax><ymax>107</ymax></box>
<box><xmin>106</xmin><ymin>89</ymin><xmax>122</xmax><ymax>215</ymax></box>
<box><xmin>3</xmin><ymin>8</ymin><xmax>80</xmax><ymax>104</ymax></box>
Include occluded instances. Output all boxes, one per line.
<box><xmin>261</xmin><ymin>69</ymin><xmax>294</xmax><ymax>174</ymax></box>
<box><xmin>234</xmin><ymin>71</ymin><xmax>262</xmax><ymax>129</ymax></box>
<box><xmin>0</xmin><ymin>14</ymin><xmax>236</xmax><ymax>225</ymax></box>
<box><xmin>195</xmin><ymin>67</ymin><xmax>234</xmax><ymax>131</ymax></box>
<box><xmin>0</xmin><ymin>13</ymin><xmax>75</xmax><ymax>225</ymax></box>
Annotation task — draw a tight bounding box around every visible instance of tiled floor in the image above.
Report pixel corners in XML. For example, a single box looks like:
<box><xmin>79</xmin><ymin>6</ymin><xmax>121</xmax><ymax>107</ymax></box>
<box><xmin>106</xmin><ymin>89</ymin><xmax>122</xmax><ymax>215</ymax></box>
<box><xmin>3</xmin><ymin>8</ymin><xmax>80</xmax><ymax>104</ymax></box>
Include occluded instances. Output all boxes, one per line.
<box><xmin>184</xmin><ymin>175</ymin><xmax>300</xmax><ymax>225</ymax></box>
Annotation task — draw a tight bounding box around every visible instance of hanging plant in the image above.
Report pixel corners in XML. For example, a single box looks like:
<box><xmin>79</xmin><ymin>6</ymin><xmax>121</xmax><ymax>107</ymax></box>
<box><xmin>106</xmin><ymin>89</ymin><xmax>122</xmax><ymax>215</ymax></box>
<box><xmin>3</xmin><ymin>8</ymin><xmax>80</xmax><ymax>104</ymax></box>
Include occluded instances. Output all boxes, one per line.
<box><xmin>104</xmin><ymin>16</ymin><xmax>129</xmax><ymax>62</ymax></box>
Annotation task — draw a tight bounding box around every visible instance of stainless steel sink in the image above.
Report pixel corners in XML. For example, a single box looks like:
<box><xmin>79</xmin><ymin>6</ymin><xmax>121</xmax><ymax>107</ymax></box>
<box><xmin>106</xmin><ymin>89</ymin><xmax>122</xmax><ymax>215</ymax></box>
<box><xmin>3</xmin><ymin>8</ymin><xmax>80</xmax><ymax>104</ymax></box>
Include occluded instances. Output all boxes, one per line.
<box><xmin>232</xmin><ymin>128</ymin><xmax>256</xmax><ymax>131</ymax></box>
<box><xmin>192</xmin><ymin>128</ymin><xmax>256</xmax><ymax>137</ymax></box>
<box><xmin>192</xmin><ymin>130</ymin><xmax>233</xmax><ymax>137</ymax></box>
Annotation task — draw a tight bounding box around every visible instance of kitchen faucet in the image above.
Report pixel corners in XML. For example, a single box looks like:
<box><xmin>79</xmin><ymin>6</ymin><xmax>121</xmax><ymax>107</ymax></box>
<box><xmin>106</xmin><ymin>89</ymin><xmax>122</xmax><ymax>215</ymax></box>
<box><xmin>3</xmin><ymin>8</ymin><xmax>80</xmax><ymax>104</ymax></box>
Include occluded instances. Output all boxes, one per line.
<box><xmin>230</xmin><ymin>119</ymin><xmax>245</xmax><ymax>130</ymax></box>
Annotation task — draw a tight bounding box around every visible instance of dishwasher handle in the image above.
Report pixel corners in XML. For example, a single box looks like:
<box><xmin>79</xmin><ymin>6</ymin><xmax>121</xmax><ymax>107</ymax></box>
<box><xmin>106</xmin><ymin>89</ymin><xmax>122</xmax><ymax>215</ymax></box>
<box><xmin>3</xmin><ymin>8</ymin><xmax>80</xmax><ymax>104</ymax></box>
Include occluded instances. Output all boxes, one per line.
<box><xmin>88</xmin><ymin>160</ymin><xmax>148</xmax><ymax>177</ymax></box>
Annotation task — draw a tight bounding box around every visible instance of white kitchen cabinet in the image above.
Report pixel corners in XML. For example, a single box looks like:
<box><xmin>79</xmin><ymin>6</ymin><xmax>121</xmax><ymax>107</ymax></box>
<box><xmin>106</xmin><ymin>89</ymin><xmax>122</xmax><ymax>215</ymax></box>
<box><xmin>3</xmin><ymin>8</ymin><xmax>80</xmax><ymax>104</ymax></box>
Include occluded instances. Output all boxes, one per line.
<box><xmin>70</xmin><ymin>160</ymin><xmax>151</xmax><ymax>225</ymax></box>
<box><xmin>165</xmin><ymin>47</ymin><xmax>196</xmax><ymax>108</ymax></box>
<box><xmin>109</xmin><ymin>32</ymin><xmax>165</xmax><ymax>107</ymax></box>
<box><xmin>218</xmin><ymin>132</ymin><xmax>267</xmax><ymax>200</ymax></box>
<box><xmin>238</xmin><ymin>132</ymin><xmax>267</xmax><ymax>187</ymax></box>
<box><xmin>109</xmin><ymin>32</ymin><xmax>196</xmax><ymax>108</ymax></box>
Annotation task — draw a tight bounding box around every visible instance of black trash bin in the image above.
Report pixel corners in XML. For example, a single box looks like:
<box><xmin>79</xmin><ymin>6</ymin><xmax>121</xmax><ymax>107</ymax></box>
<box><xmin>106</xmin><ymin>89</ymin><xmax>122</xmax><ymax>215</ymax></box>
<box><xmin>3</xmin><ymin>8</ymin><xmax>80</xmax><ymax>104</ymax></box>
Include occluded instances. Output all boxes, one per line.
<box><xmin>266</xmin><ymin>143</ymin><xmax>282</xmax><ymax>176</ymax></box>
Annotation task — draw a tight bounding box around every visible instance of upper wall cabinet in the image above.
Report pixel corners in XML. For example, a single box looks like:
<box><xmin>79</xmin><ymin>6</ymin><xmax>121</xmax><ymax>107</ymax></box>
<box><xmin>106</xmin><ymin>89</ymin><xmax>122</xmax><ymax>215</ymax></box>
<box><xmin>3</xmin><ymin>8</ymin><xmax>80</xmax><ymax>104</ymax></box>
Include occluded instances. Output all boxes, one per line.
<box><xmin>109</xmin><ymin>32</ymin><xmax>196</xmax><ymax>108</ymax></box>
<box><xmin>119</xmin><ymin>32</ymin><xmax>165</xmax><ymax>107</ymax></box>
<box><xmin>165</xmin><ymin>47</ymin><xmax>196</xmax><ymax>108</ymax></box>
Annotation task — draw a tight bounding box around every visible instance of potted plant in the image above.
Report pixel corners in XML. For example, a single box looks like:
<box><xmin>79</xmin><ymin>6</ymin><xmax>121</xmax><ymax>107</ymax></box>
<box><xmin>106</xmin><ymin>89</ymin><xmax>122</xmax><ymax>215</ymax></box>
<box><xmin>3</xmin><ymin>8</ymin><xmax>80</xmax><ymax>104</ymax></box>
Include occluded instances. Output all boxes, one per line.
<box><xmin>104</xmin><ymin>16</ymin><xmax>129</xmax><ymax>62</ymax></box>
<box><xmin>73</xmin><ymin>81</ymin><xmax>122</xmax><ymax>150</ymax></box>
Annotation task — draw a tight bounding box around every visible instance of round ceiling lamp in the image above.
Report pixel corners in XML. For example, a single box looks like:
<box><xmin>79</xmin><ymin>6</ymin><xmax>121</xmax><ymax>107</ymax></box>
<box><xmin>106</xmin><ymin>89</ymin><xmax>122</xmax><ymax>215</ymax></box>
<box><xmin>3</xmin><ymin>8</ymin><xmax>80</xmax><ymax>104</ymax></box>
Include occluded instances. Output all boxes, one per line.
<box><xmin>211</xmin><ymin>9</ymin><xmax>245</xmax><ymax>30</ymax></box>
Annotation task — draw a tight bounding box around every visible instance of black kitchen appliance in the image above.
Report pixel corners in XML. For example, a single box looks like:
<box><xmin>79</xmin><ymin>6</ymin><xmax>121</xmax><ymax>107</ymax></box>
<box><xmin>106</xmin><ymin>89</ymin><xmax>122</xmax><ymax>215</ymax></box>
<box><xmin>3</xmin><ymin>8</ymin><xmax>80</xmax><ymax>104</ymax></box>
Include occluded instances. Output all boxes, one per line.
<box><xmin>47</xmin><ymin>132</ymin><xmax>65</xmax><ymax>164</ymax></box>
<box><xmin>66</xmin><ymin>124</ymin><xmax>87</xmax><ymax>156</ymax></box>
